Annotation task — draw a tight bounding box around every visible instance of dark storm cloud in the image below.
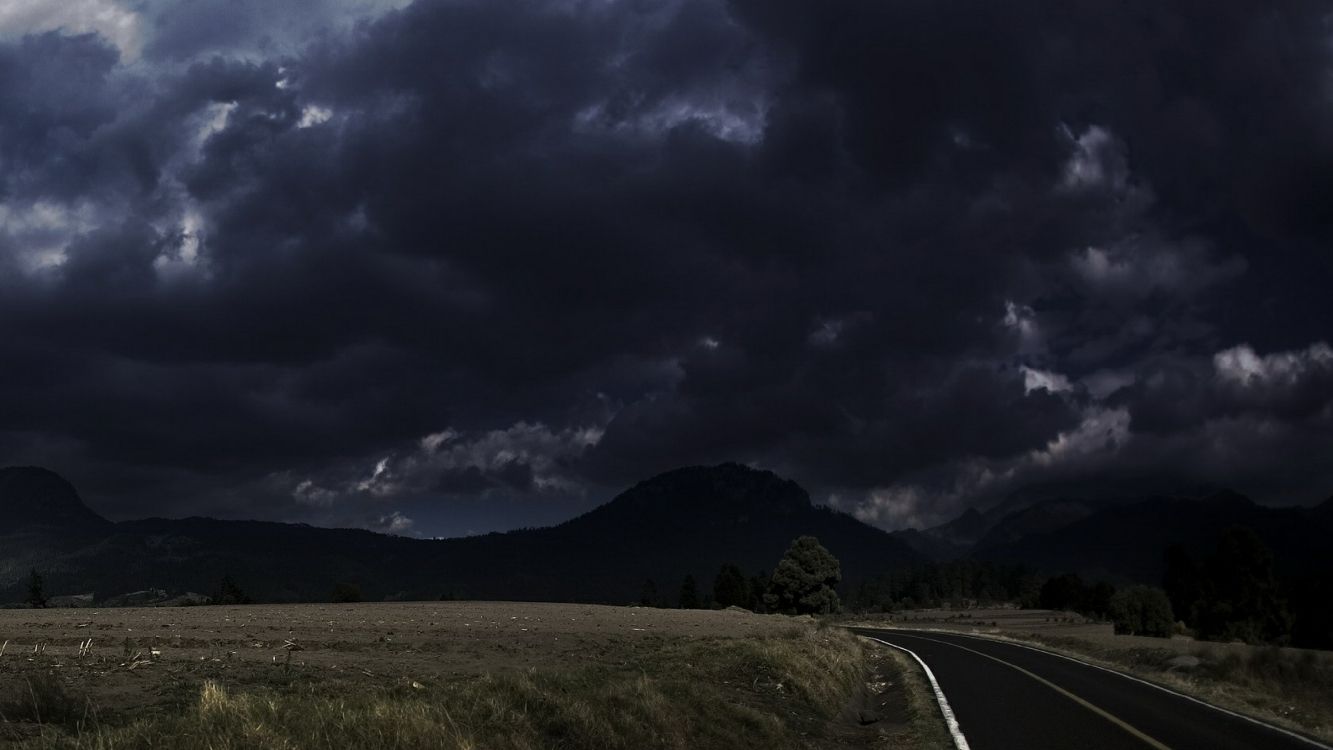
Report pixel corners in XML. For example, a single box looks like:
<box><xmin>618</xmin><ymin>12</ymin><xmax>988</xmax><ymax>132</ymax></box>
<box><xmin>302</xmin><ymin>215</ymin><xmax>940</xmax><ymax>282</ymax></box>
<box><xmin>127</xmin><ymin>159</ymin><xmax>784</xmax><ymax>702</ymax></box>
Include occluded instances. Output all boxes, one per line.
<box><xmin>1112</xmin><ymin>343</ymin><xmax>1333</xmax><ymax>434</ymax></box>
<box><xmin>1</xmin><ymin>0</ymin><xmax>1331</xmax><ymax>533</ymax></box>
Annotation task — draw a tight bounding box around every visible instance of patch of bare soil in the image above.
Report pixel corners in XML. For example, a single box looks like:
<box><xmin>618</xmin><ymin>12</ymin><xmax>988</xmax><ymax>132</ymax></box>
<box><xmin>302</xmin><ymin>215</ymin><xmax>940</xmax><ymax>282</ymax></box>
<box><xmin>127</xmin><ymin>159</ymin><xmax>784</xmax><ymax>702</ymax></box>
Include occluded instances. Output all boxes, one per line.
<box><xmin>822</xmin><ymin>646</ymin><xmax>914</xmax><ymax>748</ymax></box>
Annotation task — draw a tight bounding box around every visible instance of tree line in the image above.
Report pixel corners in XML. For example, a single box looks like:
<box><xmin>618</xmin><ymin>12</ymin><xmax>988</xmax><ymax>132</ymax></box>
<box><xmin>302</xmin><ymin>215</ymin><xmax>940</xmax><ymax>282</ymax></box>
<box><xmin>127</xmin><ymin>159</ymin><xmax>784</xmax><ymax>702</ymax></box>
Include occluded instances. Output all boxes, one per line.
<box><xmin>1019</xmin><ymin>526</ymin><xmax>1331</xmax><ymax>647</ymax></box>
<box><xmin>640</xmin><ymin>536</ymin><xmax>844</xmax><ymax>615</ymax></box>
<box><xmin>1165</xmin><ymin>526</ymin><xmax>1331</xmax><ymax>649</ymax></box>
<box><xmin>23</xmin><ymin>523</ymin><xmax>1327</xmax><ymax>650</ymax></box>
<box><xmin>837</xmin><ymin>525</ymin><xmax>1330</xmax><ymax>648</ymax></box>
<box><xmin>843</xmin><ymin>560</ymin><xmax>1041</xmax><ymax>611</ymax></box>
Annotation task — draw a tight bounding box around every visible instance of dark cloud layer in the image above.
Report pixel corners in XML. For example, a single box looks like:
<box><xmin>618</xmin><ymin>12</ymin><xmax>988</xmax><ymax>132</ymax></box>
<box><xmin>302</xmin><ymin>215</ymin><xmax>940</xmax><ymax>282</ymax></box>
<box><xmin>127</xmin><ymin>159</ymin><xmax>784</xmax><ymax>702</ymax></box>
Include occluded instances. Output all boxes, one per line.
<box><xmin>2</xmin><ymin>0</ymin><xmax>1331</xmax><ymax>535</ymax></box>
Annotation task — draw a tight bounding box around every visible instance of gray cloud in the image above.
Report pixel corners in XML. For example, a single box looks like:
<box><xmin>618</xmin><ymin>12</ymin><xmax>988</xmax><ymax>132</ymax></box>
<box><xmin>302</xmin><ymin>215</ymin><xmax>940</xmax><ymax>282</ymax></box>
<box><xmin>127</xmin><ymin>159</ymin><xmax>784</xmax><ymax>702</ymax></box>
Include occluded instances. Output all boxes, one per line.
<box><xmin>1</xmin><ymin>0</ymin><xmax>1331</xmax><ymax>534</ymax></box>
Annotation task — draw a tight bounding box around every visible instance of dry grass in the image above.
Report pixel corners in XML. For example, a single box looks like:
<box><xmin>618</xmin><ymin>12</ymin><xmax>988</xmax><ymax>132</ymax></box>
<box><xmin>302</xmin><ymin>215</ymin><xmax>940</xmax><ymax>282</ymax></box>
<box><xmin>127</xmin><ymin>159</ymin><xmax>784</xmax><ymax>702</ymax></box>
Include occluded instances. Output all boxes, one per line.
<box><xmin>13</xmin><ymin>624</ymin><xmax>866</xmax><ymax>750</ymax></box>
<box><xmin>1016</xmin><ymin>632</ymin><xmax>1333</xmax><ymax>744</ymax></box>
<box><xmin>0</xmin><ymin>673</ymin><xmax>96</xmax><ymax>729</ymax></box>
<box><xmin>875</xmin><ymin>646</ymin><xmax>954</xmax><ymax>750</ymax></box>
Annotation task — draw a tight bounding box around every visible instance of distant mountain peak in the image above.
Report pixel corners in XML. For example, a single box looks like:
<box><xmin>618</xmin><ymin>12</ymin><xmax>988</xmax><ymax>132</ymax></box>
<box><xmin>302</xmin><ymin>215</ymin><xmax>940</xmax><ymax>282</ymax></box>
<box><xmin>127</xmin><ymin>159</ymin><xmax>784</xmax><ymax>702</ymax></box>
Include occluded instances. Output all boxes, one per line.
<box><xmin>0</xmin><ymin>466</ymin><xmax>110</xmax><ymax>531</ymax></box>
<box><xmin>1196</xmin><ymin>489</ymin><xmax>1254</xmax><ymax>506</ymax></box>
<box><xmin>920</xmin><ymin>504</ymin><xmax>994</xmax><ymax>548</ymax></box>
<box><xmin>602</xmin><ymin>463</ymin><xmax>812</xmax><ymax>517</ymax></box>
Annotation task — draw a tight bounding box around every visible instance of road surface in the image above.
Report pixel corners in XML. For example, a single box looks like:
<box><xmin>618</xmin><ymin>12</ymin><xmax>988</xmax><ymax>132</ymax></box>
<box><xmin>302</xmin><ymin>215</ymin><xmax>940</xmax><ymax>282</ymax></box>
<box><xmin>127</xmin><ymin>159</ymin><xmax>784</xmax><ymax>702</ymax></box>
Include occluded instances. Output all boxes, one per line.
<box><xmin>851</xmin><ymin>627</ymin><xmax>1329</xmax><ymax>750</ymax></box>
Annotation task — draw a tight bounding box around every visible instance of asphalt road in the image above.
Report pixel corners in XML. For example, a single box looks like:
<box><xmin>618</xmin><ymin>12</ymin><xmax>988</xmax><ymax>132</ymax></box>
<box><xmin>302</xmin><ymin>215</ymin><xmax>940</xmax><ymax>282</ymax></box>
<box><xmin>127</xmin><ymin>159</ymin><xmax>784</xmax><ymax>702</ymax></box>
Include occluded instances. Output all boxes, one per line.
<box><xmin>851</xmin><ymin>627</ymin><xmax>1329</xmax><ymax>750</ymax></box>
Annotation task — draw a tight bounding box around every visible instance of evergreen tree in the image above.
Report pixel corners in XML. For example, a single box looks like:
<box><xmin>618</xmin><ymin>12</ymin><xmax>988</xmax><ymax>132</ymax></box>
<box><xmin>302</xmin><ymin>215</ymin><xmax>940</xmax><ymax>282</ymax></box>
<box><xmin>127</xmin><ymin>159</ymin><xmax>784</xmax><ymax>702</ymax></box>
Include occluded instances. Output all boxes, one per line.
<box><xmin>678</xmin><ymin>574</ymin><xmax>700</xmax><ymax>609</ymax></box>
<box><xmin>1290</xmin><ymin>572</ymin><xmax>1333</xmax><ymax>650</ymax></box>
<box><xmin>748</xmin><ymin>571</ymin><xmax>769</xmax><ymax>613</ymax></box>
<box><xmin>1163</xmin><ymin>544</ymin><xmax>1204</xmax><ymax>623</ymax></box>
<box><xmin>1198</xmin><ymin>527</ymin><xmax>1291</xmax><ymax>643</ymax></box>
<box><xmin>26</xmin><ymin>569</ymin><xmax>47</xmax><ymax>609</ymax></box>
<box><xmin>331</xmin><ymin>582</ymin><xmax>362</xmax><ymax>603</ymax></box>
<box><xmin>764</xmin><ymin>536</ymin><xmax>841</xmax><ymax>615</ymax></box>
<box><xmin>1039</xmin><ymin>573</ymin><xmax>1086</xmax><ymax>611</ymax></box>
<box><xmin>712</xmin><ymin>564</ymin><xmax>749</xmax><ymax>609</ymax></box>
<box><xmin>1163</xmin><ymin>528</ymin><xmax>1294</xmax><ymax>644</ymax></box>
<box><xmin>639</xmin><ymin>579</ymin><xmax>660</xmax><ymax>607</ymax></box>
<box><xmin>1083</xmin><ymin>581</ymin><xmax>1116</xmax><ymax>618</ymax></box>
<box><xmin>216</xmin><ymin>575</ymin><xmax>252</xmax><ymax>605</ymax></box>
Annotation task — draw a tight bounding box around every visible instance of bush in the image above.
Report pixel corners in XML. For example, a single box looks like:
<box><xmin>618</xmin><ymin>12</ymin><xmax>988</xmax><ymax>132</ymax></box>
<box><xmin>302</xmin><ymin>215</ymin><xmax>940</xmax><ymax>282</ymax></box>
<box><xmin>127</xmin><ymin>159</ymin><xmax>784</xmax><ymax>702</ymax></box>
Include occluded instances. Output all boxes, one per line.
<box><xmin>331</xmin><ymin>582</ymin><xmax>362</xmax><ymax>603</ymax></box>
<box><xmin>215</xmin><ymin>576</ymin><xmax>252</xmax><ymax>605</ymax></box>
<box><xmin>0</xmin><ymin>672</ymin><xmax>86</xmax><ymax>726</ymax></box>
<box><xmin>1109</xmin><ymin>586</ymin><xmax>1174</xmax><ymax>637</ymax></box>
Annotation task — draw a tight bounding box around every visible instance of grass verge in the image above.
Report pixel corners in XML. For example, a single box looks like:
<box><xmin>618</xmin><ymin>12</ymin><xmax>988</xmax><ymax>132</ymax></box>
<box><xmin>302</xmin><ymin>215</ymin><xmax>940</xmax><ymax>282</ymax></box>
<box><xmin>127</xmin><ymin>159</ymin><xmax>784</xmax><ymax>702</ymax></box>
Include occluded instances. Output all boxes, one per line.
<box><xmin>1011</xmin><ymin>631</ymin><xmax>1333</xmax><ymax>745</ymax></box>
<box><xmin>873</xmin><ymin>645</ymin><xmax>955</xmax><ymax>750</ymax></box>
<box><xmin>12</xmin><ymin>625</ymin><xmax>865</xmax><ymax>750</ymax></box>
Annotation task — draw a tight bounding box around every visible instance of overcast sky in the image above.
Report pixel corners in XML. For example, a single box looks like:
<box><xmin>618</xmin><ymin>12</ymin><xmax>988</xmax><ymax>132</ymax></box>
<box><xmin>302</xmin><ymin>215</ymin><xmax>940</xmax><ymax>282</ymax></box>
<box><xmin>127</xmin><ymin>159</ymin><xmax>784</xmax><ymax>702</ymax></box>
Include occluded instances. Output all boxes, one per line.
<box><xmin>2</xmin><ymin>0</ymin><xmax>1331</xmax><ymax>537</ymax></box>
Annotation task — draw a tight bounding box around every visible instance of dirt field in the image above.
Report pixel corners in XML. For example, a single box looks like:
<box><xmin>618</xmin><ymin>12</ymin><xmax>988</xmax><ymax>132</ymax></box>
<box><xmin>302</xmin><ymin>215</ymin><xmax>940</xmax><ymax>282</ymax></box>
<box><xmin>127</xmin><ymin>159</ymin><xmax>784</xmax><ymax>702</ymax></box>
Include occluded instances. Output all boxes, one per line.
<box><xmin>0</xmin><ymin>602</ymin><xmax>791</xmax><ymax>717</ymax></box>
<box><xmin>0</xmin><ymin>603</ymin><xmax>943</xmax><ymax>749</ymax></box>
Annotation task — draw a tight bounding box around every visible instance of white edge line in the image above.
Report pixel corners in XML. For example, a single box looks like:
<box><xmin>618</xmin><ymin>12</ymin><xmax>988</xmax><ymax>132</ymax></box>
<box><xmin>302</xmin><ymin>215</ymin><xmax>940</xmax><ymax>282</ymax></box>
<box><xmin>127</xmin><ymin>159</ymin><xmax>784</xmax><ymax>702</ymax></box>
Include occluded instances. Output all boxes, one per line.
<box><xmin>862</xmin><ymin>635</ymin><xmax>972</xmax><ymax>750</ymax></box>
<box><xmin>876</xmin><ymin>627</ymin><xmax>1333</xmax><ymax>750</ymax></box>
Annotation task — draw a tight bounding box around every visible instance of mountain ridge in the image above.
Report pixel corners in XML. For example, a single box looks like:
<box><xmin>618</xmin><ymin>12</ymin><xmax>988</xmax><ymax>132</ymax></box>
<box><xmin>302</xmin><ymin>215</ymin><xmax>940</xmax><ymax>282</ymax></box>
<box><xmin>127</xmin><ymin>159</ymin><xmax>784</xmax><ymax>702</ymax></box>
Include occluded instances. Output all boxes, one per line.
<box><xmin>0</xmin><ymin>463</ymin><xmax>921</xmax><ymax>604</ymax></box>
<box><xmin>969</xmin><ymin>491</ymin><xmax>1333</xmax><ymax>582</ymax></box>
<box><xmin>0</xmin><ymin>466</ymin><xmax>112</xmax><ymax>532</ymax></box>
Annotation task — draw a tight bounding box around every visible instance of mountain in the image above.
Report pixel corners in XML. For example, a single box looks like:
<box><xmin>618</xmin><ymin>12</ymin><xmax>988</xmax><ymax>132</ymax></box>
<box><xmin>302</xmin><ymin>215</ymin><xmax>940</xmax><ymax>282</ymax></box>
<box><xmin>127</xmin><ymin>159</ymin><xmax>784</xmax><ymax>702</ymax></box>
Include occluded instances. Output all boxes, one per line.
<box><xmin>0</xmin><ymin>467</ymin><xmax>110</xmax><ymax>532</ymax></box>
<box><xmin>889</xmin><ymin>507</ymin><xmax>990</xmax><ymax>560</ymax></box>
<box><xmin>892</xmin><ymin>495</ymin><xmax>1123</xmax><ymax>561</ymax></box>
<box><xmin>886</xmin><ymin>482</ymin><xmax>1333</xmax><ymax>586</ymax></box>
<box><xmin>926</xmin><ymin>507</ymin><xmax>990</xmax><ymax>546</ymax></box>
<box><xmin>971</xmin><ymin>491</ymin><xmax>1333</xmax><ymax>583</ymax></box>
<box><xmin>0</xmin><ymin>463</ymin><xmax>921</xmax><ymax>604</ymax></box>
<box><xmin>486</xmin><ymin>463</ymin><xmax>922</xmax><ymax>600</ymax></box>
<box><xmin>892</xmin><ymin>483</ymin><xmax>1151</xmax><ymax>561</ymax></box>
<box><xmin>970</xmin><ymin>497</ymin><xmax>1129</xmax><ymax>554</ymax></box>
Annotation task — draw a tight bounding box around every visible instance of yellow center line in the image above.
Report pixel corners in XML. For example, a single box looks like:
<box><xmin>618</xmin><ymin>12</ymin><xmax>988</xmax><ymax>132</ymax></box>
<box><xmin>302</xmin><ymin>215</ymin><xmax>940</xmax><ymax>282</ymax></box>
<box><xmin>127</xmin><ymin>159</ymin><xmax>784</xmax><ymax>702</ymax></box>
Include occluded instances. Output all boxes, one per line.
<box><xmin>893</xmin><ymin>633</ymin><xmax>1173</xmax><ymax>750</ymax></box>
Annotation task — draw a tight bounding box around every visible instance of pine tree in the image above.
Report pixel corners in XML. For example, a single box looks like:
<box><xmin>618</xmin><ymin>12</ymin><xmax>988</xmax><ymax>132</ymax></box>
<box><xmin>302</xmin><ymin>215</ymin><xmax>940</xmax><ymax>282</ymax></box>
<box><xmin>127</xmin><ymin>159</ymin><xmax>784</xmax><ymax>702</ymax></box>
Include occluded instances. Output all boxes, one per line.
<box><xmin>748</xmin><ymin>571</ymin><xmax>769</xmax><ymax>613</ymax></box>
<box><xmin>678</xmin><ymin>574</ymin><xmax>700</xmax><ymax>609</ymax></box>
<box><xmin>639</xmin><ymin>579</ymin><xmax>660</xmax><ymax>607</ymax></box>
<box><xmin>331</xmin><ymin>582</ymin><xmax>362</xmax><ymax>603</ymax></box>
<box><xmin>216</xmin><ymin>575</ymin><xmax>252</xmax><ymax>605</ymax></box>
<box><xmin>26</xmin><ymin>569</ymin><xmax>47</xmax><ymax>609</ymax></box>
<box><xmin>764</xmin><ymin>536</ymin><xmax>841</xmax><ymax>615</ymax></box>
<box><xmin>712</xmin><ymin>564</ymin><xmax>749</xmax><ymax>609</ymax></box>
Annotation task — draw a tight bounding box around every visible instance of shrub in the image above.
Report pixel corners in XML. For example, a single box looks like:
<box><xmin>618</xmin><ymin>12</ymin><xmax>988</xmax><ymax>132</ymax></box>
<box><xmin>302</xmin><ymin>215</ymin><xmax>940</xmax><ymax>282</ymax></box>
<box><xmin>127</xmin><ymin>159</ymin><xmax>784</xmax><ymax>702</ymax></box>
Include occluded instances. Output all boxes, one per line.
<box><xmin>0</xmin><ymin>672</ymin><xmax>86</xmax><ymax>726</ymax></box>
<box><xmin>215</xmin><ymin>576</ymin><xmax>252</xmax><ymax>605</ymax></box>
<box><xmin>1109</xmin><ymin>586</ymin><xmax>1174</xmax><ymax>637</ymax></box>
<box><xmin>331</xmin><ymin>582</ymin><xmax>362</xmax><ymax>603</ymax></box>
